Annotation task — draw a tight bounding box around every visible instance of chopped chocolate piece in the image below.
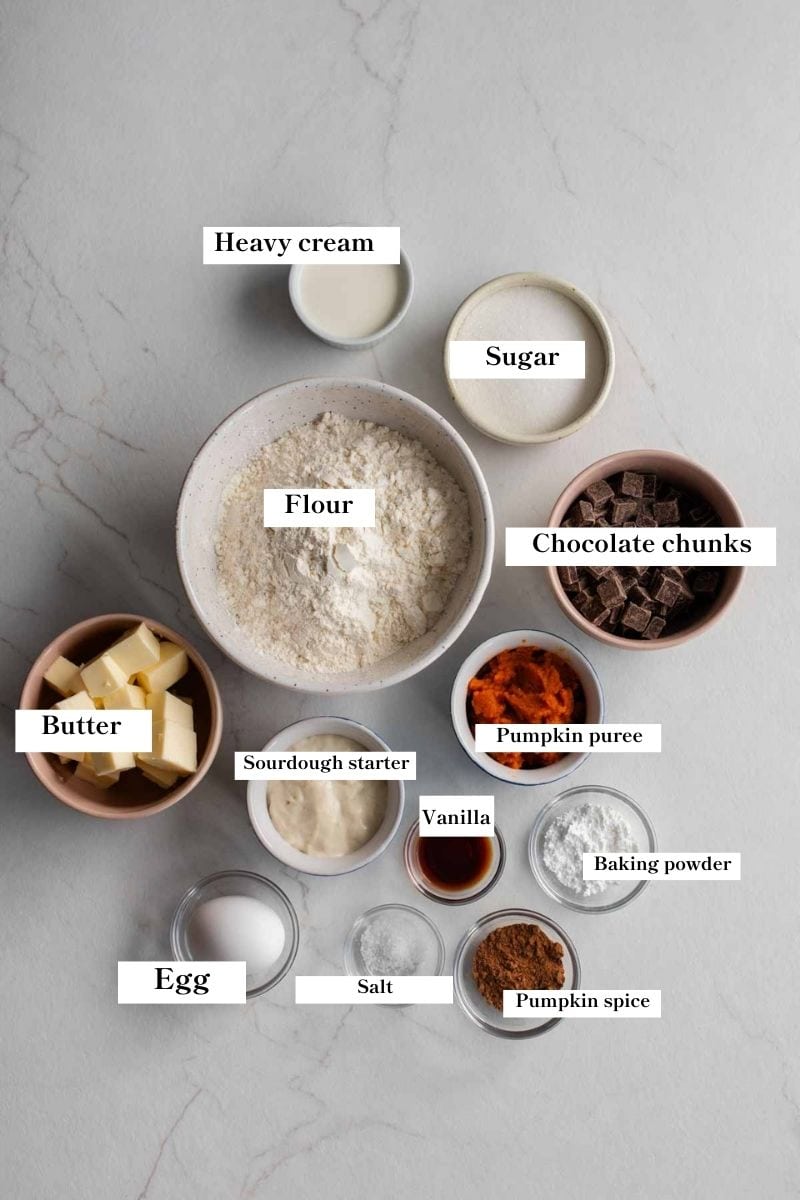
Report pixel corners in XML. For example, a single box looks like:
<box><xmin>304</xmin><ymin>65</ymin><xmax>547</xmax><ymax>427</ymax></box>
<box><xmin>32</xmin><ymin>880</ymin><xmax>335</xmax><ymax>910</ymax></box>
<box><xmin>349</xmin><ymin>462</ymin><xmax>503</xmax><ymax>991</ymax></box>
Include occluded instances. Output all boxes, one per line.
<box><xmin>689</xmin><ymin>503</ymin><xmax>713</xmax><ymax>523</ymax></box>
<box><xmin>561</xmin><ymin>518</ymin><xmax>576</xmax><ymax>528</ymax></box>
<box><xmin>621</xmin><ymin>574</ymin><xmax>637</xmax><ymax>594</ymax></box>
<box><xmin>585</xmin><ymin>479</ymin><xmax>614</xmax><ymax>508</ymax></box>
<box><xmin>653</xmin><ymin>499</ymin><xmax>680</xmax><ymax>525</ymax></box>
<box><xmin>631</xmin><ymin>585</ymin><xmax>652</xmax><ymax>606</ymax></box>
<box><xmin>580</xmin><ymin>596</ymin><xmax>610</xmax><ymax>626</ymax></box>
<box><xmin>568</xmin><ymin>500</ymin><xmax>595</xmax><ymax>525</ymax></box>
<box><xmin>693</xmin><ymin>569</ymin><xmax>720</xmax><ymax>594</ymax></box>
<box><xmin>595</xmin><ymin>516</ymin><xmax>610</xmax><ymax>527</ymax></box>
<box><xmin>642</xmin><ymin>616</ymin><xmax>666</xmax><ymax>639</ymax></box>
<box><xmin>635</xmin><ymin>512</ymin><xmax>657</xmax><ymax>527</ymax></box>
<box><xmin>586</xmin><ymin>565</ymin><xmax>610</xmax><ymax>580</ymax></box>
<box><xmin>597</xmin><ymin>573</ymin><xmax>626</xmax><ymax>607</ymax></box>
<box><xmin>558</xmin><ymin>566</ymin><xmax>580</xmax><ymax>590</ymax></box>
<box><xmin>641</xmin><ymin>474</ymin><xmax>657</xmax><ymax>499</ymax></box>
<box><xmin>610</xmin><ymin>498</ymin><xmax>638</xmax><ymax>524</ymax></box>
<box><xmin>620</xmin><ymin>471</ymin><xmax>644</xmax><ymax>498</ymax></box>
<box><xmin>652</xmin><ymin>575</ymin><xmax>683</xmax><ymax>607</ymax></box>
<box><xmin>621</xmin><ymin>602</ymin><xmax>651</xmax><ymax>632</ymax></box>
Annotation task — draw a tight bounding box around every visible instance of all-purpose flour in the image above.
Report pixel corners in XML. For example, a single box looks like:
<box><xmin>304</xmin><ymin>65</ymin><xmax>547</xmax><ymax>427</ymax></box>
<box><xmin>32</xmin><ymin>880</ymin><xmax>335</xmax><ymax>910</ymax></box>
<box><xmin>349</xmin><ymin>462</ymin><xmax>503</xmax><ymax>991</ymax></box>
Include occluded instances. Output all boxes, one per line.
<box><xmin>215</xmin><ymin>413</ymin><xmax>471</xmax><ymax>672</ymax></box>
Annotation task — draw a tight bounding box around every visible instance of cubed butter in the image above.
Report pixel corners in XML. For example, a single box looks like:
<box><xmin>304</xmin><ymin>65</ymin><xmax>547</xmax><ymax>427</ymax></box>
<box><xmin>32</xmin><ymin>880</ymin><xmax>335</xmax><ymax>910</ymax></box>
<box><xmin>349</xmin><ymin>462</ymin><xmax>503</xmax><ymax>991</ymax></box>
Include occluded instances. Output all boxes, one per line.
<box><xmin>136</xmin><ymin>642</ymin><xmax>188</xmax><ymax>693</ymax></box>
<box><xmin>75</xmin><ymin>762</ymin><xmax>120</xmax><ymax>790</ymax></box>
<box><xmin>145</xmin><ymin>690</ymin><xmax>193</xmax><ymax>729</ymax></box>
<box><xmin>137</xmin><ymin>719</ymin><xmax>196</xmax><ymax>776</ymax></box>
<box><xmin>59</xmin><ymin>751</ymin><xmax>85</xmax><ymax>765</ymax></box>
<box><xmin>54</xmin><ymin>689</ymin><xmax>96</xmax><ymax>711</ymax></box>
<box><xmin>90</xmin><ymin>749</ymin><xmax>136</xmax><ymax>776</ymax></box>
<box><xmin>136</xmin><ymin>757</ymin><xmax>179</xmax><ymax>789</ymax></box>
<box><xmin>104</xmin><ymin>682</ymin><xmax>146</xmax><ymax>710</ymax></box>
<box><xmin>80</xmin><ymin>654</ymin><xmax>128</xmax><ymax>699</ymax></box>
<box><xmin>107</xmin><ymin>622</ymin><xmax>160</xmax><ymax>678</ymax></box>
<box><xmin>43</xmin><ymin>655</ymin><xmax>82</xmax><ymax>697</ymax></box>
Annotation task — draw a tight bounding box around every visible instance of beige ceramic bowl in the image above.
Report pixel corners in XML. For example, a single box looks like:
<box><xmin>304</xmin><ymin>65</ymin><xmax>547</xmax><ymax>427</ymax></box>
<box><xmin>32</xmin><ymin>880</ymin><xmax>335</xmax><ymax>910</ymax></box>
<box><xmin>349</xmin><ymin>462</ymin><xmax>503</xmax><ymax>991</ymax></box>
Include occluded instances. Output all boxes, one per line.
<box><xmin>19</xmin><ymin>613</ymin><xmax>222</xmax><ymax>818</ymax></box>
<box><xmin>177</xmin><ymin>377</ymin><xmax>494</xmax><ymax>692</ymax></box>
<box><xmin>546</xmin><ymin>450</ymin><xmax>745</xmax><ymax>649</ymax></box>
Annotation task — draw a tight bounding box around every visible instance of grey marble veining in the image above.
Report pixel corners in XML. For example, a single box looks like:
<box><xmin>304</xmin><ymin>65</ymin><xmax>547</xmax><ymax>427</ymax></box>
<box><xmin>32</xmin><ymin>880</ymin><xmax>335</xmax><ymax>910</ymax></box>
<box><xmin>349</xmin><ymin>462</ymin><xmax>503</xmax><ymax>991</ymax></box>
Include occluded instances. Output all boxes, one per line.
<box><xmin>1</xmin><ymin>2</ymin><xmax>797</xmax><ymax>1197</ymax></box>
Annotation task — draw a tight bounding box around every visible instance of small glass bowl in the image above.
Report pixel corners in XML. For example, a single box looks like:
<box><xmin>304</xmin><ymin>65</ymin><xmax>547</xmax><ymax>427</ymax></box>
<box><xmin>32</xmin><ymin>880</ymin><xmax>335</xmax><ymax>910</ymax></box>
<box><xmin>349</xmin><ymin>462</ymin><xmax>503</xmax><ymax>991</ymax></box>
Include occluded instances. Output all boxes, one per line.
<box><xmin>453</xmin><ymin>908</ymin><xmax>580</xmax><ymax>1038</ymax></box>
<box><xmin>170</xmin><ymin>869</ymin><xmax>299</xmax><ymax>999</ymax></box>
<box><xmin>529</xmin><ymin>785</ymin><xmax>657</xmax><ymax>914</ymax></box>
<box><xmin>344</xmin><ymin>903</ymin><xmax>445</xmax><ymax>978</ymax></box>
<box><xmin>403</xmin><ymin>820</ymin><xmax>506</xmax><ymax>905</ymax></box>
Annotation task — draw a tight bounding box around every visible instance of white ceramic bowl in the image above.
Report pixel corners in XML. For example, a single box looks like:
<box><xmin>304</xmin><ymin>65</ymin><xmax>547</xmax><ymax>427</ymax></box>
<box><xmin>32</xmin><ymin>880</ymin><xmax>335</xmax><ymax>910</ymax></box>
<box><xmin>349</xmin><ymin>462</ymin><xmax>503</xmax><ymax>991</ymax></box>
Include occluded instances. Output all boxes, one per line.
<box><xmin>450</xmin><ymin>630</ymin><xmax>604</xmax><ymax>787</ymax></box>
<box><xmin>288</xmin><ymin>250</ymin><xmax>414</xmax><ymax>349</ymax></box>
<box><xmin>177</xmin><ymin>377</ymin><xmax>494</xmax><ymax>692</ymax></box>
<box><xmin>246</xmin><ymin>716</ymin><xmax>404</xmax><ymax>876</ymax></box>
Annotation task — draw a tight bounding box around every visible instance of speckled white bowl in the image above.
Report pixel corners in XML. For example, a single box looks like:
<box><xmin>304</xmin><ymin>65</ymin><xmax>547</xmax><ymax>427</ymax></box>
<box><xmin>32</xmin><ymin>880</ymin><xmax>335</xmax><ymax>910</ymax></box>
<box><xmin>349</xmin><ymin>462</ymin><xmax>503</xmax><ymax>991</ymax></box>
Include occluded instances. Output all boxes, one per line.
<box><xmin>176</xmin><ymin>378</ymin><xmax>494</xmax><ymax>692</ymax></box>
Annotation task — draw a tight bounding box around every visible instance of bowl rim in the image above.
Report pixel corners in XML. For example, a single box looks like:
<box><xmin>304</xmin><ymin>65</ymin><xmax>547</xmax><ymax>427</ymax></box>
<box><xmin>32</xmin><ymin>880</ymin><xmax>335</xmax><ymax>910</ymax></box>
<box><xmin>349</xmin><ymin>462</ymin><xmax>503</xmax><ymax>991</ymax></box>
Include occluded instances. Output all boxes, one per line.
<box><xmin>443</xmin><ymin>271</ymin><xmax>615</xmax><ymax>445</ymax></box>
<box><xmin>528</xmin><ymin>784</ymin><xmax>657</xmax><ymax>914</ymax></box>
<box><xmin>288</xmin><ymin>249</ymin><xmax>414</xmax><ymax>348</ymax></box>
<box><xmin>343</xmin><ymin>901</ymin><xmax>446</xmax><ymax>977</ymax></box>
<box><xmin>453</xmin><ymin>906</ymin><xmax>581</xmax><ymax>1038</ymax></box>
<box><xmin>176</xmin><ymin>375</ymin><xmax>495</xmax><ymax>693</ymax></box>
<box><xmin>403</xmin><ymin>818</ymin><xmax>507</xmax><ymax>905</ymax></box>
<box><xmin>246</xmin><ymin>715</ymin><xmax>405</xmax><ymax>876</ymax></box>
<box><xmin>18</xmin><ymin>612</ymin><xmax>222</xmax><ymax>819</ymax></box>
<box><xmin>545</xmin><ymin>448</ymin><xmax>746</xmax><ymax>650</ymax></box>
<box><xmin>449</xmin><ymin>628</ymin><xmax>604</xmax><ymax>786</ymax></box>
<box><xmin>170</xmin><ymin>868</ymin><xmax>300</xmax><ymax>998</ymax></box>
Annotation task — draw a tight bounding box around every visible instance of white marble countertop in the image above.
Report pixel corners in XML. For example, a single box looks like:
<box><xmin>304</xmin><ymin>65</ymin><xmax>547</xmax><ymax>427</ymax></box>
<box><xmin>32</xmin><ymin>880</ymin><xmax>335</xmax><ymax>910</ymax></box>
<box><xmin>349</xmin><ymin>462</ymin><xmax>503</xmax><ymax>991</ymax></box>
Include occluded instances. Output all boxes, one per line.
<box><xmin>2</xmin><ymin>3</ymin><xmax>797</xmax><ymax>1197</ymax></box>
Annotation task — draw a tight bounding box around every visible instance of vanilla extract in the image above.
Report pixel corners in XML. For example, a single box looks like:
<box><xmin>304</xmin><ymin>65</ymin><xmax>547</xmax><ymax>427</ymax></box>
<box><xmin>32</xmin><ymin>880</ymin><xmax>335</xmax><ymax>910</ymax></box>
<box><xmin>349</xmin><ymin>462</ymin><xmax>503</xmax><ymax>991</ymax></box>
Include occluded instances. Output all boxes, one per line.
<box><xmin>418</xmin><ymin>835</ymin><xmax>493</xmax><ymax>892</ymax></box>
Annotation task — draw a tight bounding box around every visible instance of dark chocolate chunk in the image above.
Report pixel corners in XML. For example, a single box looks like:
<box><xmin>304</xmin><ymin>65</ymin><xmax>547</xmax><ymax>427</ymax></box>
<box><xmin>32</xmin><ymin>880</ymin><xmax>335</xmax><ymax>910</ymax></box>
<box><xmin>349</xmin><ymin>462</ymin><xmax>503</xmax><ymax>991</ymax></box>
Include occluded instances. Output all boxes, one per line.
<box><xmin>642</xmin><ymin>616</ymin><xmax>666</xmax><ymax>639</ymax></box>
<box><xmin>558</xmin><ymin>566</ymin><xmax>580</xmax><ymax>590</ymax></box>
<box><xmin>693</xmin><ymin>569</ymin><xmax>720</xmax><ymax>594</ymax></box>
<box><xmin>653</xmin><ymin>499</ymin><xmax>680</xmax><ymax>525</ymax></box>
<box><xmin>580</xmin><ymin>596</ymin><xmax>610</xmax><ymax>626</ymax></box>
<box><xmin>611</xmin><ymin>498</ymin><xmax>638</xmax><ymax>525</ymax></box>
<box><xmin>652</xmin><ymin>575</ymin><xmax>683</xmax><ymax>607</ymax></box>
<box><xmin>568</xmin><ymin>500</ymin><xmax>595</xmax><ymax>525</ymax></box>
<box><xmin>586</xmin><ymin>565</ymin><xmax>610</xmax><ymax>580</ymax></box>
<box><xmin>584</xmin><ymin>479</ymin><xmax>614</xmax><ymax>508</ymax></box>
<box><xmin>597</xmin><ymin>573</ymin><xmax>626</xmax><ymax>607</ymax></box>
<box><xmin>620</xmin><ymin>471</ymin><xmax>644</xmax><ymax>498</ymax></box>
<box><xmin>635</xmin><ymin>512</ymin><xmax>657</xmax><ymax>528</ymax></box>
<box><xmin>621</xmin><ymin>602</ymin><xmax>651</xmax><ymax>632</ymax></box>
<box><xmin>631</xmin><ymin>584</ymin><xmax>652</xmax><ymax>606</ymax></box>
<box><xmin>641</xmin><ymin>474</ymin><xmax>657</xmax><ymax>499</ymax></box>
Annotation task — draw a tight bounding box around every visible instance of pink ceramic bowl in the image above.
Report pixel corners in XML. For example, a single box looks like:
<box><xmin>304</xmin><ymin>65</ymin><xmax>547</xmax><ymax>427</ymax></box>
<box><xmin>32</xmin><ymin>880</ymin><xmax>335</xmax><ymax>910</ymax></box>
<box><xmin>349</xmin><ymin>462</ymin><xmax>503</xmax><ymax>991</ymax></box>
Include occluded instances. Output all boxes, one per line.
<box><xmin>19</xmin><ymin>613</ymin><xmax>222</xmax><ymax>818</ymax></box>
<box><xmin>546</xmin><ymin>450</ymin><xmax>745</xmax><ymax>650</ymax></box>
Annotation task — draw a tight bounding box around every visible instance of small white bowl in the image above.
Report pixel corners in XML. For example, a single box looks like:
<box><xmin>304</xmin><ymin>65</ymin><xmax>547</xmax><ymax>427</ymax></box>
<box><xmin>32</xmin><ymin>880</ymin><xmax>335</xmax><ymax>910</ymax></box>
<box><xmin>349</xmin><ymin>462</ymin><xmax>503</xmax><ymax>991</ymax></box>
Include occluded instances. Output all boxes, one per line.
<box><xmin>288</xmin><ymin>250</ymin><xmax>414</xmax><ymax>349</ymax></box>
<box><xmin>176</xmin><ymin>377</ymin><xmax>494</xmax><ymax>693</ymax></box>
<box><xmin>450</xmin><ymin>630</ymin><xmax>604</xmax><ymax>787</ymax></box>
<box><xmin>246</xmin><ymin>716</ymin><xmax>404</xmax><ymax>876</ymax></box>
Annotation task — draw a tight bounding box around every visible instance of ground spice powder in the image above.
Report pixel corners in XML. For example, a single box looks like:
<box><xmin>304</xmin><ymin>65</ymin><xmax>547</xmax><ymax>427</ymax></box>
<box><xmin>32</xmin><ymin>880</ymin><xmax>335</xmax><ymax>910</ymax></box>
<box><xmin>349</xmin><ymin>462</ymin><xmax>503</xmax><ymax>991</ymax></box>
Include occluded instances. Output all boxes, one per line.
<box><xmin>472</xmin><ymin>922</ymin><xmax>565</xmax><ymax>1010</ymax></box>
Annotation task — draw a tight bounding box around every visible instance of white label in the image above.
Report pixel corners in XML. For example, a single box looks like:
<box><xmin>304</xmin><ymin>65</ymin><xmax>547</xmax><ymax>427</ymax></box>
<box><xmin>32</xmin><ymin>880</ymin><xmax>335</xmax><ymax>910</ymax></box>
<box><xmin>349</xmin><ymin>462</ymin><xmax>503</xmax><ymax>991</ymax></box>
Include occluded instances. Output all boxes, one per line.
<box><xmin>203</xmin><ymin>226</ymin><xmax>400</xmax><ymax>264</ymax></box>
<box><xmin>583</xmin><ymin>852</ymin><xmax>741</xmax><ymax>881</ymax></box>
<box><xmin>263</xmin><ymin>488</ymin><xmax>375</xmax><ymax>528</ymax></box>
<box><xmin>503</xmin><ymin>989</ymin><xmax>661</xmax><ymax>1018</ymax></box>
<box><xmin>418</xmin><ymin>795</ymin><xmax>494</xmax><ymax>836</ymax></box>
<box><xmin>506</xmin><ymin>526</ymin><xmax>776</xmax><ymax>566</ymax></box>
<box><xmin>474</xmin><ymin>723</ymin><xmax>661</xmax><ymax>754</ymax></box>
<box><xmin>235</xmin><ymin>750</ymin><xmax>416</xmax><ymax>781</ymax></box>
<box><xmin>294</xmin><ymin>976</ymin><xmax>453</xmax><ymax>1005</ymax></box>
<box><xmin>117</xmin><ymin>962</ymin><xmax>246</xmax><ymax>1004</ymax></box>
<box><xmin>448</xmin><ymin>340</ymin><xmax>585</xmax><ymax>379</ymax></box>
<box><xmin>16</xmin><ymin>709</ymin><xmax>152</xmax><ymax>752</ymax></box>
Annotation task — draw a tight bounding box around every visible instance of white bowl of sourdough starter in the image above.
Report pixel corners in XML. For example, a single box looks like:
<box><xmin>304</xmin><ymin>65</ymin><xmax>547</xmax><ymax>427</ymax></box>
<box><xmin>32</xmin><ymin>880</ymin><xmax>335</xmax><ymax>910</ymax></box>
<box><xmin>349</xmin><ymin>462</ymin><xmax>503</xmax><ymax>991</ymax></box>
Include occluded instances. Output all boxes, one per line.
<box><xmin>445</xmin><ymin>273</ymin><xmax>615</xmax><ymax>445</ymax></box>
<box><xmin>177</xmin><ymin>378</ymin><xmax>494</xmax><ymax>692</ymax></box>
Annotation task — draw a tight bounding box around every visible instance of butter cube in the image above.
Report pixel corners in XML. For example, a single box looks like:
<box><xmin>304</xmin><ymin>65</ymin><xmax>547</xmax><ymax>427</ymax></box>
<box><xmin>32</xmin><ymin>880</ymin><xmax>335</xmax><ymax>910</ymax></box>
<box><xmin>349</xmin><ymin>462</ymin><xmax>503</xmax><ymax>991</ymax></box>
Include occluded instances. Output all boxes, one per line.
<box><xmin>90</xmin><ymin>749</ymin><xmax>135</xmax><ymax>776</ymax></box>
<box><xmin>136</xmin><ymin>642</ymin><xmax>188</xmax><ymax>693</ymax></box>
<box><xmin>138</xmin><ymin>719</ymin><xmax>196</xmax><ymax>776</ymax></box>
<box><xmin>104</xmin><ymin>682</ymin><xmax>146</xmax><ymax>709</ymax></box>
<box><xmin>59</xmin><ymin>751</ymin><xmax>85</xmax><ymax>765</ymax></box>
<box><xmin>43</xmin><ymin>655</ymin><xmax>82</xmax><ymax>697</ymax></box>
<box><xmin>54</xmin><ymin>689</ymin><xmax>95</xmax><ymax>711</ymax></box>
<box><xmin>107</xmin><ymin>622</ymin><xmax>160</xmax><ymax>678</ymax></box>
<box><xmin>146</xmin><ymin>690</ymin><xmax>193</xmax><ymax>729</ymax></box>
<box><xmin>136</xmin><ymin>758</ymin><xmax>179</xmax><ymax>789</ymax></box>
<box><xmin>75</xmin><ymin>762</ymin><xmax>120</xmax><ymax>790</ymax></box>
<box><xmin>81</xmin><ymin>654</ymin><xmax>128</xmax><ymax>699</ymax></box>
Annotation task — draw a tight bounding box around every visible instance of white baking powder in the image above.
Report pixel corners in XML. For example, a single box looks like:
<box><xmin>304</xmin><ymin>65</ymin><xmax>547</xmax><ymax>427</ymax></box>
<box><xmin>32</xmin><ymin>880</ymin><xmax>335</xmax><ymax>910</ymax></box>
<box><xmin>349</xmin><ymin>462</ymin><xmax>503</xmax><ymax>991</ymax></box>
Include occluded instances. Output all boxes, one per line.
<box><xmin>215</xmin><ymin>413</ymin><xmax>471</xmax><ymax>673</ymax></box>
<box><xmin>542</xmin><ymin>802</ymin><xmax>638</xmax><ymax>897</ymax></box>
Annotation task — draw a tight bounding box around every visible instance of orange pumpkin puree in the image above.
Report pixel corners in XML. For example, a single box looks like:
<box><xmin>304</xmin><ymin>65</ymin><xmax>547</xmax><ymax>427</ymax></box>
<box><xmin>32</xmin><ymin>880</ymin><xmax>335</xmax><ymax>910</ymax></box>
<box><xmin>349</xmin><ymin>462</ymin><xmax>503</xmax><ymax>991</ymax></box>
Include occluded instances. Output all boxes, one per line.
<box><xmin>467</xmin><ymin>645</ymin><xmax>586</xmax><ymax>769</ymax></box>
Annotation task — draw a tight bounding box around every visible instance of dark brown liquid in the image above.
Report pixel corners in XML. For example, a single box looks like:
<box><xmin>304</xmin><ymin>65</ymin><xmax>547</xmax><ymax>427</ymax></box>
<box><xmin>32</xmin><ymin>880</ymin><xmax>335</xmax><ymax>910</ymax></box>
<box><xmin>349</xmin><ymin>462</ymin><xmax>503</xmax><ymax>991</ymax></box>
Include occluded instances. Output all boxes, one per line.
<box><xmin>418</xmin><ymin>836</ymin><xmax>493</xmax><ymax>891</ymax></box>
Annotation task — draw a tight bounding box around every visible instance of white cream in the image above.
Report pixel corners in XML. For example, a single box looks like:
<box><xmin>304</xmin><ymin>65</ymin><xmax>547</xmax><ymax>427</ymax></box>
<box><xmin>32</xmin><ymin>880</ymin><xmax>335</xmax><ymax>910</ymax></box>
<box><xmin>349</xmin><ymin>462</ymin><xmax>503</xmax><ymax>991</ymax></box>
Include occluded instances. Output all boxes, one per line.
<box><xmin>299</xmin><ymin>264</ymin><xmax>403</xmax><ymax>339</ymax></box>
<box><xmin>267</xmin><ymin>735</ymin><xmax>388</xmax><ymax>857</ymax></box>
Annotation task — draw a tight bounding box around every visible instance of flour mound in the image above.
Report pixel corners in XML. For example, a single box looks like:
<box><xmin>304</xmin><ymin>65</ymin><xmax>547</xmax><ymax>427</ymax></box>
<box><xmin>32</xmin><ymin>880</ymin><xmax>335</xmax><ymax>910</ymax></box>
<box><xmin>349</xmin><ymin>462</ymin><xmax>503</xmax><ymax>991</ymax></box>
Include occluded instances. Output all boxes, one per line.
<box><xmin>215</xmin><ymin>413</ymin><xmax>472</xmax><ymax>673</ymax></box>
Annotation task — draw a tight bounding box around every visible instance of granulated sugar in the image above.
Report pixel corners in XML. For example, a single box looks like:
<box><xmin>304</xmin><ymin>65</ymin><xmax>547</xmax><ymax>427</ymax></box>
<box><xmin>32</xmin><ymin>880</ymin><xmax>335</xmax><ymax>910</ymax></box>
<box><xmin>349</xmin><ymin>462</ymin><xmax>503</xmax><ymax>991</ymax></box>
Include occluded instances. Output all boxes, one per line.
<box><xmin>542</xmin><ymin>801</ymin><xmax>638</xmax><ymax>896</ymax></box>
<box><xmin>215</xmin><ymin>413</ymin><xmax>471</xmax><ymax>673</ymax></box>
